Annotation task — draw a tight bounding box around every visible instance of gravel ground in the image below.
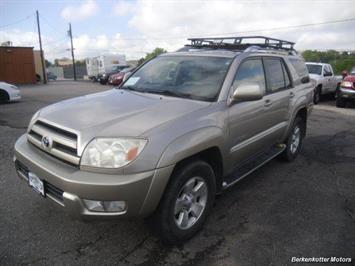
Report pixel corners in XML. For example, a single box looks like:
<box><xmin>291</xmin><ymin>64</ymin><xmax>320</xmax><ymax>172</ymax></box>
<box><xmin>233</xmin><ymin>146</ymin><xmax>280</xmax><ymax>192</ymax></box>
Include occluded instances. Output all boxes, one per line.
<box><xmin>0</xmin><ymin>81</ymin><xmax>354</xmax><ymax>265</ymax></box>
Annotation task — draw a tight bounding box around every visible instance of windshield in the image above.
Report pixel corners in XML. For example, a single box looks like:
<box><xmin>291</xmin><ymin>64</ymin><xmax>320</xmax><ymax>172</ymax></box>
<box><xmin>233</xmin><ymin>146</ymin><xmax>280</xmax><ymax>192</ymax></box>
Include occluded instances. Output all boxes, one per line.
<box><xmin>121</xmin><ymin>56</ymin><xmax>232</xmax><ymax>101</ymax></box>
<box><xmin>306</xmin><ymin>64</ymin><xmax>322</xmax><ymax>75</ymax></box>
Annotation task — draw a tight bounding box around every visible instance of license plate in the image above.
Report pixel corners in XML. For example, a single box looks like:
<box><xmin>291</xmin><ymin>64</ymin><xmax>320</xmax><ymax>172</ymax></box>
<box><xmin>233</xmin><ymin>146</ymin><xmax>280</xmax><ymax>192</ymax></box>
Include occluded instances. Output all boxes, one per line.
<box><xmin>28</xmin><ymin>172</ymin><xmax>45</xmax><ymax>196</ymax></box>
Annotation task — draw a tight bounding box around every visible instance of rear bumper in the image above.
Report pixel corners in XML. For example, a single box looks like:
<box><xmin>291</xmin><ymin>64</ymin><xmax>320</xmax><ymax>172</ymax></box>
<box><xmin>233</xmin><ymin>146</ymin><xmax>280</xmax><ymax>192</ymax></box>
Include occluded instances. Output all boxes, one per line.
<box><xmin>339</xmin><ymin>88</ymin><xmax>355</xmax><ymax>100</ymax></box>
<box><xmin>14</xmin><ymin>134</ymin><xmax>174</xmax><ymax>220</ymax></box>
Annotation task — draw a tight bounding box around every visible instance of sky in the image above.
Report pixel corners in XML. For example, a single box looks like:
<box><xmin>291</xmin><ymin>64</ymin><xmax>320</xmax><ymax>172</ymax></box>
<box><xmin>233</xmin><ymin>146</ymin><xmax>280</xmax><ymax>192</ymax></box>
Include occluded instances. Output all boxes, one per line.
<box><xmin>0</xmin><ymin>0</ymin><xmax>354</xmax><ymax>61</ymax></box>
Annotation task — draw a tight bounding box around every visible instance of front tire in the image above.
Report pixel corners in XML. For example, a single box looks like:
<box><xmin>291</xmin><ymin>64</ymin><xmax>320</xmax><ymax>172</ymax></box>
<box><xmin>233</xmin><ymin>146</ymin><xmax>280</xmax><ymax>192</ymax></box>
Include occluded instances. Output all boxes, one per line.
<box><xmin>313</xmin><ymin>86</ymin><xmax>321</xmax><ymax>104</ymax></box>
<box><xmin>281</xmin><ymin>116</ymin><xmax>304</xmax><ymax>162</ymax></box>
<box><xmin>0</xmin><ymin>90</ymin><xmax>9</xmax><ymax>103</ymax></box>
<box><xmin>148</xmin><ymin>160</ymin><xmax>216</xmax><ymax>244</ymax></box>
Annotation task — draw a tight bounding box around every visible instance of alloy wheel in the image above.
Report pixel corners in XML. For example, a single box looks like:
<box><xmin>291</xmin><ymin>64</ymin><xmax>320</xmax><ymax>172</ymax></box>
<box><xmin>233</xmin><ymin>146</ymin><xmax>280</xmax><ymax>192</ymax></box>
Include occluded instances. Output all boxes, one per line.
<box><xmin>174</xmin><ymin>177</ymin><xmax>208</xmax><ymax>230</ymax></box>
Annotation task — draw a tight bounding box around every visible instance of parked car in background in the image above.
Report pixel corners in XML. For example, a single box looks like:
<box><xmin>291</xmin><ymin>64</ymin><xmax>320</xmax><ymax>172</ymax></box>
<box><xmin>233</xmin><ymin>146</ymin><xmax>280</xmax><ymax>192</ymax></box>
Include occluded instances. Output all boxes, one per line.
<box><xmin>0</xmin><ymin>82</ymin><xmax>21</xmax><ymax>103</ymax></box>
<box><xmin>108</xmin><ymin>67</ymin><xmax>135</xmax><ymax>86</ymax></box>
<box><xmin>14</xmin><ymin>36</ymin><xmax>313</xmax><ymax>244</ymax></box>
<box><xmin>306</xmin><ymin>62</ymin><xmax>342</xmax><ymax>104</ymax></box>
<box><xmin>336</xmin><ymin>68</ymin><xmax>355</xmax><ymax>108</ymax></box>
<box><xmin>47</xmin><ymin>72</ymin><xmax>57</xmax><ymax>81</ymax></box>
<box><xmin>98</xmin><ymin>65</ymin><xmax>130</xmax><ymax>85</ymax></box>
<box><xmin>86</xmin><ymin>54</ymin><xmax>127</xmax><ymax>81</ymax></box>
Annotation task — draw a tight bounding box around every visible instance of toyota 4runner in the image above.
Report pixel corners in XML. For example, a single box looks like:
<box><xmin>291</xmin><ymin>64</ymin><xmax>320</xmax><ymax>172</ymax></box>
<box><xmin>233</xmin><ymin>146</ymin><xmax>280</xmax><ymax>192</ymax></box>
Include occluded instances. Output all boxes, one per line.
<box><xmin>14</xmin><ymin>36</ymin><xmax>313</xmax><ymax>244</ymax></box>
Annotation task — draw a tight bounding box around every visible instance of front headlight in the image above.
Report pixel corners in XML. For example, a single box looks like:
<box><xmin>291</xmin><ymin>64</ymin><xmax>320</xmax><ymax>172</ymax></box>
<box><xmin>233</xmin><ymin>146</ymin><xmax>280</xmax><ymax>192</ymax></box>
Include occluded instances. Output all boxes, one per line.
<box><xmin>81</xmin><ymin>138</ymin><xmax>147</xmax><ymax>168</ymax></box>
<box><xmin>341</xmin><ymin>81</ymin><xmax>353</xmax><ymax>88</ymax></box>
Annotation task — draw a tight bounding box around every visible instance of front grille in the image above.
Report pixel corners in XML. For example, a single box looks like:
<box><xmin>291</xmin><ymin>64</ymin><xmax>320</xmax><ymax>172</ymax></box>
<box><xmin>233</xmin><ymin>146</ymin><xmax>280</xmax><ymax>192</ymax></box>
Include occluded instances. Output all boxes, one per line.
<box><xmin>15</xmin><ymin>160</ymin><xmax>64</xmax><ymax>203</ymax></box>
<box><xmin>45</xmin><ymin>181</ymin><xmax>64</xmax><ymax>202</ymax></box>
<box><xmin>27</xmin><ymin>120</ymin><xmax>80</xmax><ymax>166</ymax></box>
<box><xmin>15</xmin><ymin>160</ymin><xmax>29</xmax><ymax>178</ymax></box>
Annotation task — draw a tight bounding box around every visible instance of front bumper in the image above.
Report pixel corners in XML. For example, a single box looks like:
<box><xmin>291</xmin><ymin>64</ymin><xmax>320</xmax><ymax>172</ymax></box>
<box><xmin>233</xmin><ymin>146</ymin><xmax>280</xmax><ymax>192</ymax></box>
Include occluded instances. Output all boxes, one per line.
<box><xmin>339</xmin><ymin>88</ymin><xmax>355</xmax><ymax>100</ymax></box>
<box><xmin>9</xmin><ymin>91</ymin><xmax>21</xmax><ymax>101</ymax></box>
<box><xmin>14</xmin><ymin>134</ymin><xmax>174</xmax><ymax>220</ymax></box>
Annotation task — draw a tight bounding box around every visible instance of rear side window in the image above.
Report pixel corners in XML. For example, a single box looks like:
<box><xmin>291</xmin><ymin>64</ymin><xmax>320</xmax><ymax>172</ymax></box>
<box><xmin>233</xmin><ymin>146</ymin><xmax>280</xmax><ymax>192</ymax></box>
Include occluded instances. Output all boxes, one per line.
<box><xmin>233</xmin><ymin>59</ymin><xmax>266</xmax><ymax>92</ymax></box>
<box><xmin>289</xmin><ymin>58</ymin><xmax>308</xmax><ymax>79</ymax></box>
<box><xmin>324</xmin><ymin>65</ymin><xmax>332</xmax><ymax>76</ymax></box>
<box><xmin>282</xmin><ymin>63</ymin><xmax>291</xmax><ymax>88</ymax></box>
<box><xmin>263</xmin><ymin>58</ymin><xmax>285</xmax><ymax>93</ymax></box>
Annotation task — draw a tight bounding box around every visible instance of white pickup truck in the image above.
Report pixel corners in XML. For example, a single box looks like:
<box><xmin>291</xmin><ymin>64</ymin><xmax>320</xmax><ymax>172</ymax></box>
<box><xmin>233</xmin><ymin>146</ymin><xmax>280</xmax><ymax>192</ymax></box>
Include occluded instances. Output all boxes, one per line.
<box><xmin>306</xmin><ymin>62</ymin><xmax>342</xmax><ymax>104</ymax></box>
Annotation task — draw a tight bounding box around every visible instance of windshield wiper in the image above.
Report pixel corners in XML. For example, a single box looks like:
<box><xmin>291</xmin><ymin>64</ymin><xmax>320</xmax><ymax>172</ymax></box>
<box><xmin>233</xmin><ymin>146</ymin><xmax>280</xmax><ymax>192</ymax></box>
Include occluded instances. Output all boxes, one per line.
<box><xmin>146</xmin><ymin>89</ymin><xmax>195</xmax><ymax>99</ymax></box>
<box><xmin>146</xmin><ymin>90</ymin><xmax>212</xmax><ymax>101</ymax></box>
<box><xmin>121</xmin><ymin>86</ymin><xmax>144</xmax><ymax>92</ymax></box>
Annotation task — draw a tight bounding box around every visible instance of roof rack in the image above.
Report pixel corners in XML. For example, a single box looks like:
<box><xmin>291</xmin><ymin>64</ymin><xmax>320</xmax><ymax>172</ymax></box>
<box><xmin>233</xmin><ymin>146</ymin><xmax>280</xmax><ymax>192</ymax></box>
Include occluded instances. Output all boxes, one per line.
<box><xmin>185</xmin><ymin>36</ymin><xmax>296</xmax><ymax>54</ymax></box>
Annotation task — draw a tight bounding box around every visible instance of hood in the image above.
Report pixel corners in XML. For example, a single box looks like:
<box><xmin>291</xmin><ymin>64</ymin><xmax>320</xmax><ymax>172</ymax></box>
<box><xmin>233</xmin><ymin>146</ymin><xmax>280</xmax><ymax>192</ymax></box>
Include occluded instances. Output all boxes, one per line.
<box><xmin>344</xmin><ymin>75</ymin><xmax>355</xmax><ymax>82</ymax></box>
<box><xmin>111</xmin><ymin>72</ymin><xmax>124</xmax><ymax>78</ymax></box>
<box><xmin>0</xmin><ymin>82</ymin><xmax>11</xmax><ymax>86</ymax></box>
<box><xmin>37</xmin><ymin>89</ymin><xmax>209</xmax><ymax>141</ymax></box>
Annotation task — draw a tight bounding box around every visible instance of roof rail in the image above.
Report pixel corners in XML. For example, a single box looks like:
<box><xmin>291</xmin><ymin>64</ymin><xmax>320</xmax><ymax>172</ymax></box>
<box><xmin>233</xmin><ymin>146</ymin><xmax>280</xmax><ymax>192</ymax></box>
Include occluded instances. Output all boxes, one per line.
<box><xmin>185</xmin><ymin>36</ymin><xmax>296</xmax><ymax>54</ymax></box>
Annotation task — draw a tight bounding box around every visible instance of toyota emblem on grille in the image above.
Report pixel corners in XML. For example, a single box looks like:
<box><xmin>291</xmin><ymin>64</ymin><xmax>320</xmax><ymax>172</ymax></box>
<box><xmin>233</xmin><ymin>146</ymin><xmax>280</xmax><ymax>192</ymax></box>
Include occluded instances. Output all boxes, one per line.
<box><xmin>41</xmin><ymin>136</ymin><xmax>53</xmax><ymax>150</ymax></box>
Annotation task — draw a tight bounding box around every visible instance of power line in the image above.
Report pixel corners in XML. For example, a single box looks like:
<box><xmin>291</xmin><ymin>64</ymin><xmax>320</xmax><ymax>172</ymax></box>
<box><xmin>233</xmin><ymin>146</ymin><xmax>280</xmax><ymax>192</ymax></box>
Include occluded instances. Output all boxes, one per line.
<box><xmin>75</xmin><ymin>17</ymin><xmax>355</xmax><ymax>41</ymax></box>
<box><xmin>205</xmin><ymin>17</ymin><xmax>355</xmax><ymax>37</ymax></box>
<box><xmin>0</xmin><ymin>13</ymin><xmax>35</xmax><ymax>28</ymax></box>
<box><xmin>39</xmin><ymin>13</ymin><xmax>68</xmax><ymax>36</ymax></box>
<box><xmin>43</xmin><ymin>37</ymin><xmax>68</xmax><ymax>47</ymax></box>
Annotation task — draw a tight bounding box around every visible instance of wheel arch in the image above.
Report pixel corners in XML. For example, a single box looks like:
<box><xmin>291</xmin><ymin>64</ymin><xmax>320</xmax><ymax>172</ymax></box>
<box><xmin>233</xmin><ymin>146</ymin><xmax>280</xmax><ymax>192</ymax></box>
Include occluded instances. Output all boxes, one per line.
<box><xmin>0</xmin><ymin>89</ymin><xmax>9</xmax><ymax>102</ymax></box>
<box><xmin>156</xmin><ymin>127</ymin><xmax>225</xmax><ymax>192</ymax></box>
<box><xmin>283</xmin><ymin>106</ymin><xmax>308</xmax><ymax>141</ymax></box>
<box><xmin>140</xmin><ymin>128</ymin><xmax>225</xmax><ymax>216</ymax></box>
<box><xmin>171</xmin><ymin>146</ymin><xmax>224</xmax><ymax>193</ymax></box>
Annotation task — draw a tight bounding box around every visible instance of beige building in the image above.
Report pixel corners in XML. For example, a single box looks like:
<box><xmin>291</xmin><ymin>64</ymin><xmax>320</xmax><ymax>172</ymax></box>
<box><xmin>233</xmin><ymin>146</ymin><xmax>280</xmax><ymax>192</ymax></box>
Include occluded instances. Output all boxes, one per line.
<box><xmin>56</xmin><ymin>58</ymin><xmax>73</xmax><ymax>66</ymax></box>
<box><xmin>33</xmin><ymin>50</ymin><xmax>46</xmax><ymax>81</ymax></box>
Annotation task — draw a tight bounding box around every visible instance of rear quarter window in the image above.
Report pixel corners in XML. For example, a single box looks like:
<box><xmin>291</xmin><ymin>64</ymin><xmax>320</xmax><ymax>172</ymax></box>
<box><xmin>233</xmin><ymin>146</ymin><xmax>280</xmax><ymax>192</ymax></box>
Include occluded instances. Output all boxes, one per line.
<box><xmin>289</xmin><ymin>58</ymin><xmax>309</xmax><ymax>79</ymax></box>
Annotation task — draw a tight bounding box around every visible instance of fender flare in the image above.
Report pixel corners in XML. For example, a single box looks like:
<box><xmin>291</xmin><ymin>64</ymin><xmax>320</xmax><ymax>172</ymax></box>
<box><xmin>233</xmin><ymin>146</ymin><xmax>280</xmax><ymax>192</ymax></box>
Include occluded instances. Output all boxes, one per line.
<box><xmin>156</xmin><ymin>126</ymin><xmax>225</xmax><ymax>169</ymax></box>
<box><xmin>283</xmin><ymin>100</ymin><xmax>308</xmax><ymax>141</ymax></box>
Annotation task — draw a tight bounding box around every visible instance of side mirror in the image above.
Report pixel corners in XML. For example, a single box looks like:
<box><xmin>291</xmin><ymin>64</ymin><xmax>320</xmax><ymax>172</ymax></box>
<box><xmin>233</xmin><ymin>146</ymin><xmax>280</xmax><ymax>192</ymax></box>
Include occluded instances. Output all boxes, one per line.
<box><xmin>301</xmin><ymin>76</ymin><xmax>310</xmax><ymax>84</ymax></box>
<box><xmin>232</xmin><ymin>83</ymin><xmax>263</xmax><ymax>102</ymax></box>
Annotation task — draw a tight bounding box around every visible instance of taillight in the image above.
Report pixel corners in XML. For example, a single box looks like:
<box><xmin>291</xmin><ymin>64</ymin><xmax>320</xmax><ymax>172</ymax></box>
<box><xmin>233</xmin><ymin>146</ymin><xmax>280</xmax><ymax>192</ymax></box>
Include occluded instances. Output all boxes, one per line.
<box><xmin>340</xmin><ymin>81</ymin><xmax>354</xmax><ymax>89</ymax></box>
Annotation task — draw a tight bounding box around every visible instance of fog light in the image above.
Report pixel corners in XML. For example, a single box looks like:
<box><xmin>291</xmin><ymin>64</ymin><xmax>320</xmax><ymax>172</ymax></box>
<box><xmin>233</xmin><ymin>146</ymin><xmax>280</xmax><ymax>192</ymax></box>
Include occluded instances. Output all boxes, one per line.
<box><xmin>83</xmin><ymin>199</ymin><xmax>126</xmax><ymax>212</ymax></box>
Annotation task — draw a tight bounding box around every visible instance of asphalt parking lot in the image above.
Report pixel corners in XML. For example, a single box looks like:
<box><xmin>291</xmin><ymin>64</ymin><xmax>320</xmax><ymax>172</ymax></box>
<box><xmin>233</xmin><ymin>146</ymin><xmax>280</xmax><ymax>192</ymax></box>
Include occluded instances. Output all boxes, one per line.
<box><xmin>1</xmin><ymin>81</ymin><xmax>354</xmax><ymax>265</ymax></box>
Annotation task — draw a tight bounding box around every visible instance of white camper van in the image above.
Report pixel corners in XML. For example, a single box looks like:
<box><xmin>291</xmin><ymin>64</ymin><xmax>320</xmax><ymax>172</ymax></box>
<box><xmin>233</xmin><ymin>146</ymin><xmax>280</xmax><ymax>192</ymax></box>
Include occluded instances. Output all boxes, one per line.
<box><xmin>86</xmin><ymin>54</ymin><xmax>127</xmax><ymax>81</ymax></box>
<box><xmin>86</xmin><ymin>57</ymin><xmax>99</xmax><ymax>80</ymax></box>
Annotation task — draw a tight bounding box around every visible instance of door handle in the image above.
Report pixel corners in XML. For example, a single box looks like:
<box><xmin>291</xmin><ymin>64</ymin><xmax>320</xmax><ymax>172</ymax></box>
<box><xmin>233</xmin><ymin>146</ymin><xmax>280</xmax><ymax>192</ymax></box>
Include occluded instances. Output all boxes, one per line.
<box><xmin>290</xmin><ymin>92</ymin><xmax>295</xmax><ymax>98</ymax></box>
<box><xmin>264</xmin><ymin>99</ymin><xmax>272</xmax><ymax>107</ymax></box>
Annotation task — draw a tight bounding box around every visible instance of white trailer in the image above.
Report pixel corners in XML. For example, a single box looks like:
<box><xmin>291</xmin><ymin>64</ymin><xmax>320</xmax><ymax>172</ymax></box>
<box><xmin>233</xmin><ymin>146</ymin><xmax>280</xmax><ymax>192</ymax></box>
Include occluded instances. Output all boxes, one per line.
<box><xmin>86</xmin><ymin>54</ymin><xmax>127</xmax><ymax>80</ymax></box>
<box><xmin>97</xmin><ymin>54</ymin><xmax>127</xmax><ymax>75</ymax></box>
<box><xmin>86</xmin><ymin>57</ymin><xmax>99</xmax><ymax>79</ymax></box>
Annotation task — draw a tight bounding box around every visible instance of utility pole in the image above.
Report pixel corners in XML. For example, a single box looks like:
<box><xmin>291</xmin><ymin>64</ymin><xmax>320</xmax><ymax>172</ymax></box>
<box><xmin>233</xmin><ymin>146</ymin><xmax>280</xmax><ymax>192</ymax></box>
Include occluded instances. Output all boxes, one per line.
<box><xmin>68</xmin><ymin>23</ymin><xmax>77</xmax><ymax>81</ymax></box>
<box><xmin>36</xmin><ymin>10</ymin><xmax>47</xmax><ymax>84</ymax></box>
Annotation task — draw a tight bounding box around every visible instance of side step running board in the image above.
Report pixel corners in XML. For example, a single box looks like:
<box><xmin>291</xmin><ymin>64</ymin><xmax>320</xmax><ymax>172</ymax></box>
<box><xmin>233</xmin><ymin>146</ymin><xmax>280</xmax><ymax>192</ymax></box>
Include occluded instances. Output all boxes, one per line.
<box><xmin>222</xmin><ymin>144</ymin><xmax>286</xmax><ymax>189</ymax></box>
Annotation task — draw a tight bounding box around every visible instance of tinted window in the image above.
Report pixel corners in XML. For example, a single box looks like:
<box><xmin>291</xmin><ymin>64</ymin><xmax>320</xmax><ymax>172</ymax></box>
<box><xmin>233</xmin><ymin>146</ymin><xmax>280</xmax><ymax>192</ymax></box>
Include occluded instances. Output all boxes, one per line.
<box><xmin>233</xmin><ymin>59</ymin><xmax>265</xmax><ymax>92</ymax></box>
<box><xmin>289</xmin><ymin>58</ymin><xmax>308</xmax><ymax>78</ymax></box>
<box><xmin>264</xmin><ymin>58</ymin><xmax>285</xmax><ymax>93</ymax></box>
<box><xmin>282</xmin><ymin>62</ymin><xmax>291</xmax><ymax>88</ymax></box>
<box><xmin>306</xmin><ymin>64</ymin><xmax>322</xmax><ymax>75</ymax></box>
<box><xmin>324</xmin><ymin>65</ymin><xmax>332</xmax><ymax>75</ymax></box>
